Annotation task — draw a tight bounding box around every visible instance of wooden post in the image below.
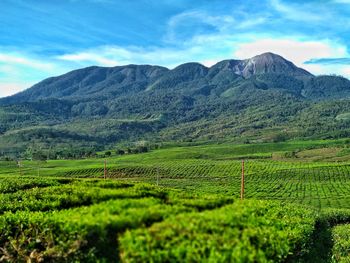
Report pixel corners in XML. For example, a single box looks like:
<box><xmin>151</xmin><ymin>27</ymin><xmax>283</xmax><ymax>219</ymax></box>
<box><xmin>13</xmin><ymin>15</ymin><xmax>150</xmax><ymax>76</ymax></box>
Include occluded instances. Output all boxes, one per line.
<box><xmin>104</xmin><ymin>159</ymin><xmax>107</xmax><ymax>179</ymax></box>
<box><xmin>18</xmin><ymin>160</ymin><xmax>22</xmax><ymax>176</ymax></box>
<box><xmin>157</xmin><ymin>166</ymin><xmax>159</xmax><ymax>186</ymax></box>
<box><xmin>241</xmin><ymin>160</ymin><xmax>245</xmax><ymax>200</ymax></box>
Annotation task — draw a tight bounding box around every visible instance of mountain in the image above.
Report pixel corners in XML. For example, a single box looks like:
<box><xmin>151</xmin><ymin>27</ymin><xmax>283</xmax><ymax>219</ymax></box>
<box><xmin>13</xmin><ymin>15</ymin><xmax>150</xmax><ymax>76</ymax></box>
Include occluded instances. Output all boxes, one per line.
<box><xmin>0</xmin><ymin>65</ymin><xmax>169</xmax><ymax>104</ymax></box>
<box><xmin>1</xmin><ymin>52</ymin><xmax>350</xmax><ymax>157</ymax></box>
<box><xmin>0</xmin><ymin>52</ymin><xmax>312</xmax><ymax>104</ymax></box>
<box><xmin>211</xmin><ymin>53</ymin><xmax>312</xmax><ymax>79</ymax></box>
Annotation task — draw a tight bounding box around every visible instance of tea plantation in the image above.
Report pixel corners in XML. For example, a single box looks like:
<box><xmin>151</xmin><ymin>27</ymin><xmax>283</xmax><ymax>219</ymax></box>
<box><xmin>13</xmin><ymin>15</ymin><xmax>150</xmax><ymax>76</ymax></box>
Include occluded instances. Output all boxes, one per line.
<box><xmin>1</xmin><ymin>140</ymin><xmax>350</xmax><ymax>262</ymax></box>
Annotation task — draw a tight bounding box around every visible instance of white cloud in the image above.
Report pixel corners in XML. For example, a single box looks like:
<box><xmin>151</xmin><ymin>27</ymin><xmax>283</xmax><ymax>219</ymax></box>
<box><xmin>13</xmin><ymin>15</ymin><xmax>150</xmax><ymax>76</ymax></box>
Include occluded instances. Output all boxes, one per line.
<box><xmin>234</xmin><ymin>38</ymin><xmax>347</xmax><ymax>64</ymax></box>
<box><xmin>233</xmin><ymin>38</ymin><xmax>350</xmax><ymax>77</ymax></box>
<box><xmin>341</xmin><ymin>67</ymin><xmax>350</xmax><ymax>78</ymax></box>
<box><xmin>0</xmin><ymin>51</ymin><xmax>72</xmax><ymax>98</ymax></box>
<box><xmin>302</xmin><ymin>63</ymin><xmax>349</xmax><ymax>77</ymax></box>
<box><xmin>57</xmin><ymin>52</ymin><xmax>118</xmax><ymax>67</ymax></box>
<box><xmin>200</xmin><ymin>59</ymin><xmax>219</xmax><ymax>67</ymax></box>
<box><xmin>0</xmin><ymin>82</ymin><xmax>32</xmax><ymax>98</ymax></box>
<box><xmin>0</xmin><ymin>53</ymin><xmax>55</xmax><ymax>72</ymax></box>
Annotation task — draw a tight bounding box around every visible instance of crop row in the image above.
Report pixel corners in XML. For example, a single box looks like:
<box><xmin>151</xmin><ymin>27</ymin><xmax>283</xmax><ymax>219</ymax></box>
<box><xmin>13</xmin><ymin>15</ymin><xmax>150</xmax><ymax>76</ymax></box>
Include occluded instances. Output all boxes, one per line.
<box><xmin>0</xmin><ymin>195</ymin><xmax>321</xmax><ymax>262</ymax></box>
<box><xmin>0</xmin><ymin>197</ymin><xmax>192</xmax><ymax>262</ymax></box>
<box><xmin>0</xmin><ymin>182</ymin><xmax>168</xmax><ymax>214</ymax></box>
<box><xmin>108</xmin><ymin>163</ymin><xmax>350</xmax><ymax>210</ymax></box>
<box><xmin>4</xmin><ymin>160</ymin><xmax>350</xmax><ymax>210</ymax></box>
<box><xmin>119</xmin><ymin>199</ymin><xmax>316</xmax><ymax>262</ymax></box>
<box><xmin>1</xmin><ymin>175</ymin><xmax>350</xmax><ymax>261</ymax></box>
<box><xmin>0</xmin><ymin>177</ymin><xmax>73</xmax><ymax>194</ymax></box>
<box><xmin>332</xmin><ymin>224</ymin><xmax>350</xmax><ymax>262</ymax></box>
<box><xmin>0</xmin><ymin>176</ymin><xmax>238</xmax><ymax>262</ymax></box>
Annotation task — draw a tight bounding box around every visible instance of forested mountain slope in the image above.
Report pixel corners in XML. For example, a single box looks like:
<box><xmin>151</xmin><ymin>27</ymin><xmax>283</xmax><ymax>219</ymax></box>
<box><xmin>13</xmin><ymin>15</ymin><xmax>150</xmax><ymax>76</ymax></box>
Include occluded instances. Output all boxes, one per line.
<box><xmin>1</xmin><ymin>52</ymin><xmax>350</xmax><ymax>156</ymax></box>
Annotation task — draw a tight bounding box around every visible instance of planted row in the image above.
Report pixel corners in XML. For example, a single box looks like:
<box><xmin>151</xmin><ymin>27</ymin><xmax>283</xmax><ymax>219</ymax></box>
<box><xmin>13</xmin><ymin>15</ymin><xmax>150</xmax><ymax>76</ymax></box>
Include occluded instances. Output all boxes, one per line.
<box><xmin>0</xmin><ymin>177</ymin><xmax>72</xmax><ymax>194</ymax></box>
<box><xmin>0</xmin><ymin>197</ymin><xmax>193</xmax><ymax>262</ymax></box>
<box><xmin>119</xmin><ymin>200</ymin><xmax>316</xmax><ymax>263</ymax></box>
<box><xmin>0</xmin><ymin>181</ymin><xmax>168</xmax><ymax>214</ymax></box>
<box><xmin>332</xmin><ymin>224</ymin><xmax>350</xmax><ymax>262</ymax></box>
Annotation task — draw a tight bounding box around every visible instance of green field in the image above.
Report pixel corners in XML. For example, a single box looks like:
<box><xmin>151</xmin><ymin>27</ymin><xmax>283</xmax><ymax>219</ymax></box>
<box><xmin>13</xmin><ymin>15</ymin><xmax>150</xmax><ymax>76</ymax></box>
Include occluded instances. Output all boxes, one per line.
<box><xmin>1</xmin><ymin>139</ymin><xmax>350</xmax><ymax>261</ymax></box>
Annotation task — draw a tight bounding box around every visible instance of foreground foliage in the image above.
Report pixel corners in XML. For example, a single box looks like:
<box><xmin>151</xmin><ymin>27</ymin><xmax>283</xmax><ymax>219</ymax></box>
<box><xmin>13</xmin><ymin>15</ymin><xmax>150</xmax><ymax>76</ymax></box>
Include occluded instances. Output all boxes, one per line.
<box><xmin>120</xmin><ymin>200</ymin><xmax>316</xmax><ymax>263</ymax></box>
<box><xmin>332</xmin><ymin>224</ymin><xmax>350</xmax><ymax>262</ymax></box>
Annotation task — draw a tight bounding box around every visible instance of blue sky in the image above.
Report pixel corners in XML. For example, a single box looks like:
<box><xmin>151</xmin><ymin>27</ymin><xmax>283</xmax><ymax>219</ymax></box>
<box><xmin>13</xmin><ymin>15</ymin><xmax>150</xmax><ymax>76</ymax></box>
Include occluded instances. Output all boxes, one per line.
<box><xmin>1</xmin><ymin>0</ymin><xmax>350</xmax><ymax>97</ymax></box>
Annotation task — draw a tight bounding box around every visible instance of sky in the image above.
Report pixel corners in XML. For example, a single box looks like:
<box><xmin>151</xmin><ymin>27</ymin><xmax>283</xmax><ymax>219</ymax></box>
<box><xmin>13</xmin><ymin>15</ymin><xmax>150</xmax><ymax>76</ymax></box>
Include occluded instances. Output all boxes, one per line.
<box><xmin>1</xmin><ymin>0</ymin><xmax>350</xmax><ymax>98</ymax></box>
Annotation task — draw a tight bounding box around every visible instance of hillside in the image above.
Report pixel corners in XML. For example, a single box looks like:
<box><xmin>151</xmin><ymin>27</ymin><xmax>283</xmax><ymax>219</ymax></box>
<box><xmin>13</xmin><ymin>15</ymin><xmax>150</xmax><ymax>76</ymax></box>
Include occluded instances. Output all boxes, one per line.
<box><xmin>1</xmin><ymin>52</ymin><xmax>350</xmax><ymax>156</ymax></box>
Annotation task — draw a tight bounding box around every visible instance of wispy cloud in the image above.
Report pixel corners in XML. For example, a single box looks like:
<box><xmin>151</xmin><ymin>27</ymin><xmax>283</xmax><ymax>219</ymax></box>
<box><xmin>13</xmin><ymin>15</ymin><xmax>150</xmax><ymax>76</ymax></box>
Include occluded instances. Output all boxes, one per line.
<box><xmin>236</xmin><ymin>17</ymin><xmax>268</xmax><ymax>29</ymax></box>
<box><xmin>56</xmin><ymin>45</ymin><xmax>208</xmax><ymax>69</ymax></box>
<box><xmin>0</xmin><ymin>50</ymin><xmax>72</xmax><ymax>97</ymax></box>
<box><xmin>57</xmin><ymin>52</ymin><xmax>118</xmax><ymax>67</ymax></box>
<box><xmin>305</xmin><ymin>57</ymin><xmax>350</xmax><ymax>65</ymax></box>
<box><xmin>303</xmin><ymin>57</ymin><xmax>350</xmax><ymax>78</ymax></box>
<box><xmin>270</xmin><ymin>0</ymin><xmax>324</xmax><ymax>22</ymax></box>
<box><xmin>167</xmin><ymin>10</ymin><xmax>235</xmax><ymax>30</ymax></box>
<box><xmin>165</xmin><ymin>10</ymin><xmax>234</xmax><ymax>43</ymax></box>
<box><xmin>0</xmin><ymin>53</ymin><xmax>55</xmax><ymax>71</ymax></box>
<box><xmin>165</xmin><ymin>9</ymin><xmax>268</xmax><ymax>43</ymax></box>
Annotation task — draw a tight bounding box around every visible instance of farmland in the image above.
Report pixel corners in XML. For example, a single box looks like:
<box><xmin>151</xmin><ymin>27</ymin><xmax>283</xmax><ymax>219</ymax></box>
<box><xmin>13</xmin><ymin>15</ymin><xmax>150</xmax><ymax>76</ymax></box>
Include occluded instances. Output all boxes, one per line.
<box><xmin>1</xmin><ymin>139</ymin><xmax>350</xmax><ymax>261</ymax></box>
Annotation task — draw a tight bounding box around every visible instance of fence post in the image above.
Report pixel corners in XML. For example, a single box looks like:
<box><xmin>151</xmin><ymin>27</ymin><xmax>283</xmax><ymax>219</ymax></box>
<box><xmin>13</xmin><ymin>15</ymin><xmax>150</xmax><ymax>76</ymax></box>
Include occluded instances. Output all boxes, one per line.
<box><xmin>104</xmin><ymin>159</ymin><xmax>107</xmax><ymax>179</ymax></box>
<box><xmin>18</xmin><ymin>160</ymin><xmax>22</xmax><ymax>176</ymax></box>
<box><xmin>157</xmin><ymin>166</ymin><xmax>159</xmax><ymax>186</ymax></box>
<box><xmin>241</xmin><ymin>160</ymin><xmax>245</xmax><ymax>200</ymax></box>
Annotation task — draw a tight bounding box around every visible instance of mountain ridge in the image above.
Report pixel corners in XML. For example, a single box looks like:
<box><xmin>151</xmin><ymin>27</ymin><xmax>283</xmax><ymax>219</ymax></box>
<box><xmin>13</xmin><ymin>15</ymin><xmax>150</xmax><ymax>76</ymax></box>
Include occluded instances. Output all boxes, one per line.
<box><xmin>2</xmin><ymin>52</ymin><xmax>350</xmax><ymax>156</ymax></box>
<box><xmin>0</xmin><ymin>52</ymin><xmax>313</xmax><ymax>103</ymax></box>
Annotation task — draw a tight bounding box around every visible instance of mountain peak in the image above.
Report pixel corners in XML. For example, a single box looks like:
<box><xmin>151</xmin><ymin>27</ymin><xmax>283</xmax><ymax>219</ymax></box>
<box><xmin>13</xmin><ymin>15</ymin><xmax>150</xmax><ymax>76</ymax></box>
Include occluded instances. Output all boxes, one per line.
<box><xmin>209</xmin><ymin>53</ymin><xmax>313</xmax><ymax>79</ymax></box>
<box><xmin>240</xmin><ymin>53</ymin><xmax>312</xmax><ymax>78</ymax></box>
<box><xmin>251</xmin><ymin>52</ymin><xmax>286</xmax><ymax>61</ymax></box>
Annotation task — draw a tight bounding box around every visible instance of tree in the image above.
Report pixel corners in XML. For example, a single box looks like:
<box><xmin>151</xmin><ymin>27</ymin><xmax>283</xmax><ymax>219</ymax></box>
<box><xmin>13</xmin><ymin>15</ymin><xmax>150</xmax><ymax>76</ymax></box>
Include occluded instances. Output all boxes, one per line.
<box><xmin>116</xmin><ymin>149</ymin><xmax>125</xmax><ymax>155</ymax></box>
<box><xmin>32</xmin><ymin>151</ymin><xmax>47</xmax><ymax>161</ymax></box>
